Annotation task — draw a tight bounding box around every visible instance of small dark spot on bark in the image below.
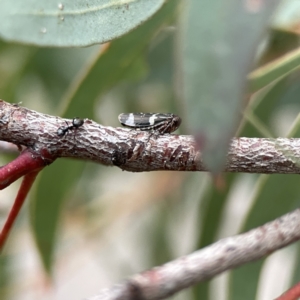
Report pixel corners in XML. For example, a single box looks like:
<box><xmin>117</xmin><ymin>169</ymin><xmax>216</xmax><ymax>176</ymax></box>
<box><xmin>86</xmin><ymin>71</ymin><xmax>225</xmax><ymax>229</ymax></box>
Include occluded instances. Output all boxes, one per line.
<box><xmin>226</xmin><ymin>246</ymin><xmax>236</xmax><ymax>252</ymax></box>
<box><xmin>127</xmin><ymin>147</ymin><xmax>133</xmax><ymax>160</ymax></box>
<box><xmin>112</xmin><ymin>146</ymin><xmax>127</xmax><ymax>166</ymax></box>
<box><xmin>127</xmin><ymin>280</ymin><xmax>144</xmax><ymax>300</ymax></box>
<box><xmin>262</xmin><ymin>155</ymin><xmax>272</xmax><ymax>161</ymax></box>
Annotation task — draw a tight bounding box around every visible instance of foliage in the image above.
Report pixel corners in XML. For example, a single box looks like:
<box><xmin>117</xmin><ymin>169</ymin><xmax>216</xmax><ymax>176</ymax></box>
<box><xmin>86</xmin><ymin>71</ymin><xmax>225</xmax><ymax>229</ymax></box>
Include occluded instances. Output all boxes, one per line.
<box><xmin>1</xmin><ymin>0</ymin><xmax>300</xmax><ymax>299</ymax></box>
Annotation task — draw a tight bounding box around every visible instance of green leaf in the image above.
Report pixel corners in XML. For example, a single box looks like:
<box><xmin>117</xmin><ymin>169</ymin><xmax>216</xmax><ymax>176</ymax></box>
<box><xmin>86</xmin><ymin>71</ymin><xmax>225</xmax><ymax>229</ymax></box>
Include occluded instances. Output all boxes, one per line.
<box><xmin>0</xmin><ymin>0</ymin><xmax>165</xmax><ymax>47</ymax></box>
<box><xmin>0</xmin><ymin>43</ymin><xmax>36</xmax><ymax>102</ymax></box>
<box><xmin>182</xmin><ymin>0</ymin><xmax>279</xmax><ymax>173</ymax></box>
<box><xmin>31</xmin><ymin>160</ymin><xmax>84</xmax><ymax>272</ymax></box>
<box><xmin>0</xmin><ymin>254</ymin><xmax>10</xmax><ymax>299</ymax></box>
<box><xmin>291</xmin><ymin>243</ymin><xmax>300</xmax><ymax>290</ymax></box>
<box><xmin>249</xmin><ymin>47</ymin><xmax>300</xmax><ymax>93</ymax></box>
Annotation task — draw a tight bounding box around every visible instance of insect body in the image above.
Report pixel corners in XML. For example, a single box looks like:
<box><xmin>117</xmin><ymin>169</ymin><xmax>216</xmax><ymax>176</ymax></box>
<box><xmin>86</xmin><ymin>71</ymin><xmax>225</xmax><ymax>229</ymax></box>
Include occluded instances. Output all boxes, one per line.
<box><xmin>118</xmin><ymin>113</ymin><xmax>181</xmax><ymax>134</ymax></box>
<box><xmin>57</xmin><ymin>117</ymin><xmax>84</xmax><ymax>137</ymax></box>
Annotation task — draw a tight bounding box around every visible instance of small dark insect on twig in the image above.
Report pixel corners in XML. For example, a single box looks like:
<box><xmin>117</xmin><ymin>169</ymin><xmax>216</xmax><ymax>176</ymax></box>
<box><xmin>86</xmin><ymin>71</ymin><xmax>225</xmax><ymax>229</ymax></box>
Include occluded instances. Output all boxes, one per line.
<box><xmin>57</xmin><ymin>117</ymin><xmax>84</xmax><ymax>137</ymax></box>
<box><xmin>118</xmin><ymin>113</ymin><xmax>181</xmax><ymax>134</ymax></box>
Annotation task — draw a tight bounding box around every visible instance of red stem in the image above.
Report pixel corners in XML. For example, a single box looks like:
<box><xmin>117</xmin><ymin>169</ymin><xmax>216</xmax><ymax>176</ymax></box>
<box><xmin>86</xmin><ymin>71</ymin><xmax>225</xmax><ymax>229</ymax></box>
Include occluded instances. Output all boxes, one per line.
<box><xmin>0</xmin><ymin>148</ymin><xmax>52</xmax><ymax>190</ymax></box>
<box><xmin>275</xmin><ymin>282</ymin><xmax>300</xmax><ymax>300</ymax></box>
<box><xmin>0</xmin><ymin>170</ymin><xmax>40</xmax><ymax>250</ymax></box>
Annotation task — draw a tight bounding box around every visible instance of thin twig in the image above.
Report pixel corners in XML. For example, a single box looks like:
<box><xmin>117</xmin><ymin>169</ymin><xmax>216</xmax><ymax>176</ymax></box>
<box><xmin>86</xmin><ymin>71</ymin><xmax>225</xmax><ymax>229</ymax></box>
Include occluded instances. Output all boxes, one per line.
<box><xmin>88</xmin><ymin>209</ymin><xmax>300</xmax><ymax>300</ymax></box>
<box><xmin>0</xmin><ymin>170</ymin><xmax>40</xmax><ymax>250</ymax></box>
<box><xmin>275</xmin><ymin>281</ymin><xmax>300</xmax><ymax>300</ymax></box>
<box><xmin>0</xmin><ymin>148</ymin><xmax>54</xmax><ymax>189</ymax></box>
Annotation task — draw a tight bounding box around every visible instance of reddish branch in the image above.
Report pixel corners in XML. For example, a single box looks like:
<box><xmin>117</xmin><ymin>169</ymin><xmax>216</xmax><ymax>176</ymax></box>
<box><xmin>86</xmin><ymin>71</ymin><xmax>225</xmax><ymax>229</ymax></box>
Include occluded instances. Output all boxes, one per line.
<box><xmin>87</xmin><ymin>209</ymin><xmax>300</xmax><ymax>300</ymax></box>
<box><xmin>275</xmin><ymin>282</ymin><xmax>300</xmax><ymax>300</ymax></box>
<box><xmin>0</xmin><ymin>170</ymin><xmax>40</xmax><ymax>249</ymax></box>
<box><xmin>0</xmin><ymin>100</ymin><xmax>300</xmax><ymax>174</ymax></box>
<box><xmin>0</xmin><ymin>146</ymin><xmax>55</xmax><ymax>249</ymax></box>
<box><xmin>0</xmin><ymin>148</ymin><xmax>54</xmax><ymax>189</ymax></box>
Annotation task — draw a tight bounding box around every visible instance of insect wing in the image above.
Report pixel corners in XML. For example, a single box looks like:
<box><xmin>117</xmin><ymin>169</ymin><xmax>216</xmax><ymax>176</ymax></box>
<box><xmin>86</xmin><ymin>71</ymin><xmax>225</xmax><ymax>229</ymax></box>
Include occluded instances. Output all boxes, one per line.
<box><xmin>119</xmin><ymin>113</ymin><xmax>169</xmax><ymax>127</ymax></box>
<box><xmin>119</xmin><ymin>113</ymin><xmax>150</xmax><ymax>128</ymax></box>
<box><xmin>118</xmin><ymin>113</ymin><xmax>181</xmax><ymax>133</ymax></box>
<box><xmin>118</xmin><ymin>113</ymin><xmax>135</xmax><ymax>127</ymax></box>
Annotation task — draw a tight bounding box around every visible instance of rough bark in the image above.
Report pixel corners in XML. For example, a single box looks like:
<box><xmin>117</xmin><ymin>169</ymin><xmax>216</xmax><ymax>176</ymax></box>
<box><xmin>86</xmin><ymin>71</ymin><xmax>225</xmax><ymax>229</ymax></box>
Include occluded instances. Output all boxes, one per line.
<box><xmin>88</xmin><ymin>209</ymin><xmax>300</xmax><ymax>300</ymax></box>
<box><xmin>0</xmin><ymin>100</ymin><xmax>300</xmax><ymax>174</ymax></box>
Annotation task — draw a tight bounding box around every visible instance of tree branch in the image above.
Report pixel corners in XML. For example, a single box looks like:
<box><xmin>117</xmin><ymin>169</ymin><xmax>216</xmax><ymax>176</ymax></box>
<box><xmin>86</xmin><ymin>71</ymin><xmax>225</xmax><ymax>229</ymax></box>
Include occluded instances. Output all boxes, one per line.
<box><xmin>0</xmin><ymin>148</ymin><xmax>52</xmax><ymax>189</ymax></box>
<box><xmin>88</xmin><ymin>209</ymin><xmax>300</xmax><ymax>300</ymax></box>
<box><xmin>275</xmin><ymin>281</ymin><xmax>300</xmax><ymax>300</ymax></box>
<box><xmin>0</xmin><ymin>99</ymin><xmax>300</xmax><ymax>174</ymax></box>
<box><xmin>0</xmin><ymin>170</ymin><xmax>40</xmax><ymax>250</ymax></box>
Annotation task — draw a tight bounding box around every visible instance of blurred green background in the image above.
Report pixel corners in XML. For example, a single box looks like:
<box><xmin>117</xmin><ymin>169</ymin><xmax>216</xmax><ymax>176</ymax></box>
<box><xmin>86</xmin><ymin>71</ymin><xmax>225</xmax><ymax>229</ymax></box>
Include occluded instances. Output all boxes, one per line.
<box><xmin>1</xmin><ymin>1</ymin><xmax>300</xmax><ymax>300</ymax></box>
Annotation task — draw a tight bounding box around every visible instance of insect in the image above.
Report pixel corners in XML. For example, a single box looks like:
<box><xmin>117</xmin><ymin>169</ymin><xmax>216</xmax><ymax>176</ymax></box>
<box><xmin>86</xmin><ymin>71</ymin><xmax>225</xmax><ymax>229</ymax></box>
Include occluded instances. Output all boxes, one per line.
<box><xmin>57</xmin><ymin>117</ymin><xmax>84</xmax><ymax>137</ymax></box>
<box><xmin>118</xmin><ymin>113</ymin><xmax>181</xmax><ymax>134</ymax></box>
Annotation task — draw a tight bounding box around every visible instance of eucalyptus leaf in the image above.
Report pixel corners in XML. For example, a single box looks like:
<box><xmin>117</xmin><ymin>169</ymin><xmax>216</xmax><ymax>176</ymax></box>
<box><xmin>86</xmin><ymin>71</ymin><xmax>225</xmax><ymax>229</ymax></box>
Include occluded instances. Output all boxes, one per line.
<box><xmin>249</xmin><ymin>47</ymin><xmax>300</xmax><ymax>93</ymax></box>
<box><xmin>0</xmin><ymin>0</ymin><xmax>165</xmax><ymax>47</ymax></box>
<box><xmin>183</xmin><ymin>0</ymin><xmax>279</xmax><ymax>173</ymax></box>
